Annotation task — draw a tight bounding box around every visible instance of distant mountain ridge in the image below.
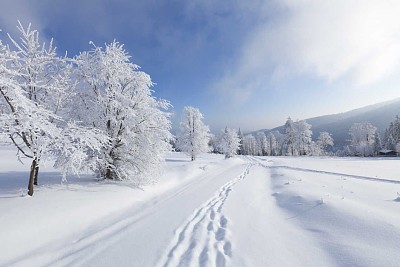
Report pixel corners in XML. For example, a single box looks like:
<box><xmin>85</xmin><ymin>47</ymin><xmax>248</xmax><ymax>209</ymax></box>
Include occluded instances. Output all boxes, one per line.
<box><xmin>259</xmin><ymin>98</ymin><xmax>400</xmax><ymax>148</ymax></box>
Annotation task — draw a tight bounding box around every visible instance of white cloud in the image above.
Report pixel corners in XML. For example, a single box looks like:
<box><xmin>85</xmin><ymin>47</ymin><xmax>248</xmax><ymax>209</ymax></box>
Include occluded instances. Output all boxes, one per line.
<box><xmin>212</xmin><ymin>0</ymin><xmax>400</xmax><ymax>96</ymax></box>
<box><xmin>0</xmin><ymin>1</ymin><xmax>45</xmax><ymax>37</ymax></box>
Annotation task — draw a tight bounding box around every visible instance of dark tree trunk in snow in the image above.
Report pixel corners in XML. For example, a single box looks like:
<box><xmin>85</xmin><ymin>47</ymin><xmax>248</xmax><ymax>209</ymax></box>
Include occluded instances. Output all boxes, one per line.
<box><xmin>105</xmin><ymin>168</ymin><xmax>112</xmax><ymax>179</ymax></box>
<box><xmin>28</xmin><ymin>159</ymin><xmax>37</xmax><ymax>196</ymax></box>
<box><xmin>105</xmin><ymin>119</ymin><xmax>114</xmax><ymax>179</ymax></box>
<box><xmin>34</xmin><ymin>165</ymin><xmax>39</xmax><ymax>185</ymax></box>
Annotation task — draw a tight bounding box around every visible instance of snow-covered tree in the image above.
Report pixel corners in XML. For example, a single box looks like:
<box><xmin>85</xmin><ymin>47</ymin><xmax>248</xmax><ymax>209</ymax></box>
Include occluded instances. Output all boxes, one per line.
<box><xmin>383</xmin><ymin>116</ymin><xmax>400</xmax><ymax>151</ymax></box>
<box><xmin>373</xmin><ymin>132</ymin><xmax>382</xmax><ymax>155</ymax></box>
<box><xmin>275</xmin><ymin>131</ymin><xmax>286</xmax><ymax>156</ymax></box>
<box><xmin>316</xmin><ymin>132</ymin><xmax>334</xmax><ymax>155</ymax></box>
<box><xmin>396</xmin><ymin>142</ymin><xmax>400</xmax><ymax>156</ymax></box>
<box><xmin>176</xmin><ymin>106</ymin><xmax>210</xmax><ymax>161</ymax></box>
<box><xmin>242</xmin><ymin>134</ymin><xmax>257</xmax><ymax>155</ymax></box>
<box><xmin>349</xmin><ymin>122</ymin><xmax>377</xmax><ymax>156</ymax></box>
<box><xmin>52</xmin><ymin>122</ymin><xmax>105</xmax><ymax>182</ymax></box>
<box><xmin>237</xmin><ymin>128</ymin><xmax>244</xmax><ymax>155</ymax></box>
<box><xmin>216</xmin><ymin>127</ymin><xmax>241</xmax><ymax>158</ymax></box>
<box><xmin>256</xmin><ymin>131</ymin><xmax>267</xmax><ymax>156</ymax></box>
<box><xmin>74</xmin><ymin>41</ymin><xmax>172</xmax><ymax>182</ymax></box>
<box><xmin>283</xmin><ymin>117</ymin><xmax>296</xmax><ymax>156</ymax></box>
<box><xmin>384</xmin><ymin>129</ymin><xmax>396</xmax><ymax>151</ymax></box>
<box><xmin>0</xmin><ymin>23</ymin><xmax>96</xmax><ymax>195</ymax></box>
<box><xmin>266</xmin><ymin>132</ymin><xmax>277</xmax><ymax>156</ymax></box>
<box><xmin>282</xmin><ymin>118</ymin><xmax>313</xmax><ymax>156</ymax></box>
<box><xmin>294</xmin><ymin>120</ymin><xmax>312</xmax><ymax>155</ymax></box>
<box><xmin>208</xmin><ymin>133</ymin><xmax>219</xmax><ymax>154</ymax></box>
<box><xmin>308</xmin><ymin>141</ymin><xmax>322</xmax><ymax>156</ymax></box>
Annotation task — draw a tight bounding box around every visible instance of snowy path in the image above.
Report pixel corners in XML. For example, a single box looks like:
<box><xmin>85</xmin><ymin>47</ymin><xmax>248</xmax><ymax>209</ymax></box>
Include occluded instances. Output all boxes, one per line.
<box><xmin>1</xmin><ymin>153</ymin><xmax>400</xmax><ymax>266</ymax></box>
<box><xmin>58</xmin><ymin>158</ymin><xmax>250</xmax><ymax>267</ymax></box>
<box><xmin>158</xmin><ymin>163</ymin><xmax>252</xmax><ymax>267</ymax></box>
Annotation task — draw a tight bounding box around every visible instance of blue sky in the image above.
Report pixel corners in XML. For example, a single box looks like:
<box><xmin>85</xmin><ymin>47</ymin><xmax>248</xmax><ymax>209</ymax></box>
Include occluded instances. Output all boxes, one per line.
<box><xmin>1</xmin><ymin>0</ymin><xmax>400</xmax><ymax>132</ymax></box>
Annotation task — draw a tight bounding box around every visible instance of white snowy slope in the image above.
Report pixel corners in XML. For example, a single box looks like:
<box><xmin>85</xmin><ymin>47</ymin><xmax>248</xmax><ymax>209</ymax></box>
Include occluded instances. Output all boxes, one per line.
<box><xmin>1</xmin><ymin>149</ymin><xmax>400</xmax><ymax>267</ymax></box>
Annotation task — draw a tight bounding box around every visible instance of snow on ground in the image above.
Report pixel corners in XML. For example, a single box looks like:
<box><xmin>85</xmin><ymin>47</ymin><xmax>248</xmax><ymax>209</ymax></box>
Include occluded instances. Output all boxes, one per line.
<box><xmin>251</xmin><ymin>157</ymin><xmax>400</xmax><ymax>266</ymax></box>
<box><xmin>1</xmin><ymin>149</ymin><xmax>400</xmax><ymax>266</ymax></box>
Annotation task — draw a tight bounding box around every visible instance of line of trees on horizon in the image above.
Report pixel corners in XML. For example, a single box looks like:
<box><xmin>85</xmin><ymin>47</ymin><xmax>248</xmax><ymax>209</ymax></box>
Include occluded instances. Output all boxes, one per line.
<box><xmin>174</xmin><ymin>111</ymin><xmax>400</xmax><ymax>159</ymax></box>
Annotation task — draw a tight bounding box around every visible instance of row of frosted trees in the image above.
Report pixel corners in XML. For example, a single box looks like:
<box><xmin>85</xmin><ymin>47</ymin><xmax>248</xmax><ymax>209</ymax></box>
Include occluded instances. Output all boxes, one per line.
<box><xmin>238</xmin><ymin>118</ymin><xmax>334</xmax><ymax>157</ymax></box>
<box><xmin>178</xmin><ymin>111</ymin><xmax>400</xmax><ymax>159</ymax></box>
<box><xmin>177</xmin><ymin>115</ymin><xmax>334</xmax><ymax>158</ymax></box>
<box><xmin>0</xmin><ymin>23</ymin><xmax>172</xmax><ymax>195</ymax></box>
<box><xmin>345</xmin><ymin>116</ymin><xmax>400</xmax><ymax>157</ymax></box>
<box><xmin>175</xmin><ymin>107</ymin><xmax>240</xmax><ymax>160</ymax></box>
<box><xmin>238</xmin><ymin>117</ymin><xmax>400</xmax><ymax>157</ymax></box>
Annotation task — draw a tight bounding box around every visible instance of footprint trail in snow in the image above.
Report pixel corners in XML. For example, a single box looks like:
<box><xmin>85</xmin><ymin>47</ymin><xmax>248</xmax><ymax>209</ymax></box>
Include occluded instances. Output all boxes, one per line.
<box><xmin>158</xmin><ymin>163</ymin><xmax>252</xmax><ymax>267</ymax></box>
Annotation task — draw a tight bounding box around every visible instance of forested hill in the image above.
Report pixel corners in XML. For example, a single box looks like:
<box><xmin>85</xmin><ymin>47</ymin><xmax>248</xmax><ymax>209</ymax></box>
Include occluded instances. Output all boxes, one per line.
<box><xmin>266</xmin><ymin>98</ymin><xmax>400</xmax><ymax>148</ymax></box>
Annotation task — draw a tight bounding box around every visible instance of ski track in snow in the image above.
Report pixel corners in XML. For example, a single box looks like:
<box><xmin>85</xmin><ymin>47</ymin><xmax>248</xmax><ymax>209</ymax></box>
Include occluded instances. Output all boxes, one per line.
<box><xmin>42</xmin><ymin>164</ymin><xmax>243</xmax><ymax>267</ymax></box>
<box><xmin>250</xmin><ymin>157</ymin><xmax>400</xmax><ymax>184</ymax></box>
<box><xmin>158</xmin><ymin>163</ymin><xmax>252</xmax><ymax>267</ymax></box>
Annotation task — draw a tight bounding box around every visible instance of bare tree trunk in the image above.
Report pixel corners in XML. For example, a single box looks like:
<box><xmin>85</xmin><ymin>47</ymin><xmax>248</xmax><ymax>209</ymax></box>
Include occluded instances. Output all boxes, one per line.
<box><xmin>105</xmin><ymin>149</ymin><xmax>114</xmax><ymax>179</ymax></box>
<box><xmin>28</xmin><ymin>159</ymin><xmax>37</xmax><ymax>196</ymax></box>
<box><xmin>34</xmin><ymin>165</ymin><xmax>39</xmax><ymax>185</ymax></box>
<box><xmin>105</xmin><ymin>168</ymin><xmax>112</xmax><ymax>179</ymax></box>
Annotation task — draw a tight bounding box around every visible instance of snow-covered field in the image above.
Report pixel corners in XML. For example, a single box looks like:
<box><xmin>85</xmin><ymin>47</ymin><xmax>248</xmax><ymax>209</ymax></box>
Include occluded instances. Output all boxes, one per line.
<box><xmin>1</xmin><ymin>149</ymin><xmax>400</xmax><ymax>266</ymax></box>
